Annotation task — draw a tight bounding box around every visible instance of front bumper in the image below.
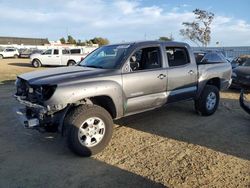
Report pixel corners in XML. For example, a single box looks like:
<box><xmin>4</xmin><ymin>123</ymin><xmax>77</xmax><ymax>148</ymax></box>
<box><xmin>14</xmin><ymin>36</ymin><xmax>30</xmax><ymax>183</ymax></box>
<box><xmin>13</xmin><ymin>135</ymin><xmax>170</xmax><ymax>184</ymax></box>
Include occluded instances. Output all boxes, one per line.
<box><xmin>15</xmin><ymin>108</ymin><xmax>40</xmax><ymax>128</ymax></box>
<box><xmin>14</xmin><ymin>95</ymin><xmax>47</xmax><ymax>128</ymax></box>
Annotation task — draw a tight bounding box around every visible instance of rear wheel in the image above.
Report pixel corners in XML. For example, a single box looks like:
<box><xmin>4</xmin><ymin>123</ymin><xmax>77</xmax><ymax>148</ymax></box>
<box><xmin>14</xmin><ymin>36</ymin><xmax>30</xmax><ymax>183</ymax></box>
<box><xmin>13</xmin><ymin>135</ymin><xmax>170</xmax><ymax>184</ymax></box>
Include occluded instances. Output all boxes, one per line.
<box><xmin>67</xmin><ymin>60</ymin><xmax>76</xmax><ymax>66</ymax></box>
<box><xmin>14</xmin><ymin>54</ymin><xmax>18</xmax><ymax>59</ymax></box>
<box><xmin>66</xmin><ymin>105</ymin><xmax>113</xmax><ymax>157</ymax></box>
<box><xmin>32</xmin><ymin>59</ymin><xmax>41</xmax><ymax>68</ymax></box>
<box><xmin>195</xmin><ymin>85</ymin><xmax>219</xmax><ymax>116</ymax></box>
<box><xmin>0</xmin><ymin>55</ymin><xmax>3</xmax><ymax>59</ymax></box>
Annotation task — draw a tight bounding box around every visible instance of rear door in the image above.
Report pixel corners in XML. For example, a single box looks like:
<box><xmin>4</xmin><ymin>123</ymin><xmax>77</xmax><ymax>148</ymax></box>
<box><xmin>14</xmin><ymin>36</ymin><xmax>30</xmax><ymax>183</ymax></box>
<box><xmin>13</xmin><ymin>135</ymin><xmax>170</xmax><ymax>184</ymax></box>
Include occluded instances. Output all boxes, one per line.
<box><xmin>122</xmin><ymin>46</ymin><xmax>168</xmax><ymax>115</ymax></box>
<box><xmin>165</xmin><ymin>46</ymin><xmax>197</xmax><ymax>102</ymax></box>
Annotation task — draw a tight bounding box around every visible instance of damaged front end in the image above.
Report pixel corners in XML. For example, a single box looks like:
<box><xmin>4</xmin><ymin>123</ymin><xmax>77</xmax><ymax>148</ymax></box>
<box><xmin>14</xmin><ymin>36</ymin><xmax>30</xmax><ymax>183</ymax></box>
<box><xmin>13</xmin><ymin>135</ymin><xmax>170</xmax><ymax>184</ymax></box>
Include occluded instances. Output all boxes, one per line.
<box><xmin>14</xmin><ymin>77</ymin><xmax>65</xmax><ymax>131</ymax></box>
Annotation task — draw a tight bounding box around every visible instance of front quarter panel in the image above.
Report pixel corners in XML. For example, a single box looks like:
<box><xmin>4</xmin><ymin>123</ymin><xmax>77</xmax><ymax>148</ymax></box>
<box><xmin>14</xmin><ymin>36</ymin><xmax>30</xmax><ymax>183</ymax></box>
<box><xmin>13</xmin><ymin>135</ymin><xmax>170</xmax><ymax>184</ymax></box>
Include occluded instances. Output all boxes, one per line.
<box><xmin>45</xmin><ymin>80</ymin><xmax>125</xmax><ymax>118</ymax></box>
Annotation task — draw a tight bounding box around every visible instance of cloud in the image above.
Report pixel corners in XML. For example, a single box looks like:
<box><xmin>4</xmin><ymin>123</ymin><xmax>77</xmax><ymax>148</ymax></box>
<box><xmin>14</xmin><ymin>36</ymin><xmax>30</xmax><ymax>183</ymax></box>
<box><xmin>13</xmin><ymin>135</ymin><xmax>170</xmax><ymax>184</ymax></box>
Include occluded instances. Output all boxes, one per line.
<box><xmin>0</xmin><ymin>0</ymin><xmax>249</xmax><ymax>46</ymax></box>
<box><xmin>212</xmin><ymin>16</ymin><xmax>250</xmax><ymax>46</ymax></box>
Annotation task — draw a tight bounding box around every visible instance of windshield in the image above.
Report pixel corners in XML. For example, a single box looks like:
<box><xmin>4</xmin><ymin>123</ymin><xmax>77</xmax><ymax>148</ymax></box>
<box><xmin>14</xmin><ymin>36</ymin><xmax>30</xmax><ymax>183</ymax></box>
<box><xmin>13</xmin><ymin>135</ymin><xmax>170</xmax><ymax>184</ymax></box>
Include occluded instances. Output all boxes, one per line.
<box><xmin>79</xmin><ymin>44</ymin><xmax>130</xmax><ymax>69</ymax></box>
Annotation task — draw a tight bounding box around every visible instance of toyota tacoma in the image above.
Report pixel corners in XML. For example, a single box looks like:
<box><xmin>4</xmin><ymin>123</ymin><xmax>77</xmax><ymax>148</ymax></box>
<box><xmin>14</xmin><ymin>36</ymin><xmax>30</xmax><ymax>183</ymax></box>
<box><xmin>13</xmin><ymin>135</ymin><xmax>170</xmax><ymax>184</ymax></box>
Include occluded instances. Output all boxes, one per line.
<box><xmin>14</xmin><ymin>41</ymin><xmax>232</xmax><ymax>156</ymax></box>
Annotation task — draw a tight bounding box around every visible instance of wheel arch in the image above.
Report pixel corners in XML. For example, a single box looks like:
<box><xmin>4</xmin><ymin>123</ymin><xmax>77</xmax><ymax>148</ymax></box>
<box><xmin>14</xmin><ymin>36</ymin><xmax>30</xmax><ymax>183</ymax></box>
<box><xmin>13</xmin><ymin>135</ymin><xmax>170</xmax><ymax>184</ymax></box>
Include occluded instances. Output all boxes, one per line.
<box><xmin>32</xmin><ymin>58</ymin><xmax>42</xmax><ymax>64</ymax></box>
<box><xmin>59</xmin><ymin>95</ymin><xmax>117</xmax><ymax>136</ymax></box>
<box><xmin>196</xmin><ymin>77</ymin><xmax>221</xmax><ymax>99</ymax></box>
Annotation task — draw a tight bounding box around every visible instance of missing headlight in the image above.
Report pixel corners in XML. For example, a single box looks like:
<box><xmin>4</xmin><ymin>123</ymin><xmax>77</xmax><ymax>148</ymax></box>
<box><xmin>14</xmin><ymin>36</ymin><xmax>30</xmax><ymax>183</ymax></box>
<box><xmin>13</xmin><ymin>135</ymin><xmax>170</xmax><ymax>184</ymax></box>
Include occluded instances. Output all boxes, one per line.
<box><xmin>33</xmin><ymin>85</ymin><xmax>57</xmax><ymax>101</ymax></box>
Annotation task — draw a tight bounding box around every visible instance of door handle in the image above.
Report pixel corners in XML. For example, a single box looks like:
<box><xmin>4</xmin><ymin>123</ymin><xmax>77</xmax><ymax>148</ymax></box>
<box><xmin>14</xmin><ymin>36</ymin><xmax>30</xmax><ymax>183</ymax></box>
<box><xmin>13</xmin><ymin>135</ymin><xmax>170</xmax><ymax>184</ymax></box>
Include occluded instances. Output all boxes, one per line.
<box><xmin>188</xmin><ymin>70</ymin><xmax>195</xmax><ymax>75</ymax></box>
<box><xmin>48</xmin><ymin>56</ymin><xmax>51</xmax><ymax>57</ymax></box>
<box><xmin>157</xmin><ymin>74</ymin><xmax>166</xmax><ymax>79</ymax></box>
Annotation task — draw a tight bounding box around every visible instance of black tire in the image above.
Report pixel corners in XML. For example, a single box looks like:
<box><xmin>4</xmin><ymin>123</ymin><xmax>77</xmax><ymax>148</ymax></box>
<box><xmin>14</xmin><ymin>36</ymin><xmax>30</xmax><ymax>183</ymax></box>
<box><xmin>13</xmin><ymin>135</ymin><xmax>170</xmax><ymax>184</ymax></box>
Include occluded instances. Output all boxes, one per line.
<box><xmin>67</xmin><ymin>60</ymin><xmax>76</xmax><ymax>66</ymax></box>
<box><xmin>14</xmin><ymin>54</ymin><xmax>18</xmax><ymax>59</ymax></box>
<box><xmin>32</xmin><ymin>59</ymin><xmax>41</xmax><ymax>68</ymax></box>
<box><xmin>195</xmin><ymin>85</ymin><xmax>220</xmax><ymax>116</ymax></box>
<box><xmin>0</xmin><ymin>55</ymin><xmax>3</xmax><ymax>59</ymax></box>
<box><xmin>66</xmin><ymin>105</ymin><xmax>113</xmax><ymax>157</ymax></box>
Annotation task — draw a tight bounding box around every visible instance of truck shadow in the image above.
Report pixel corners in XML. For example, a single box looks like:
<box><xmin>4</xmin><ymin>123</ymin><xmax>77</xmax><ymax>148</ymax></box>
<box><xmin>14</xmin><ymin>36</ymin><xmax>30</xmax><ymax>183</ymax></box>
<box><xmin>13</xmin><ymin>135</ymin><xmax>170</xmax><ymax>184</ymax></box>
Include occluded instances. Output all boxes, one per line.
<box><xmin>8</xmin><ymin>62</ymin><xmax>33</xmax><ymax>67</ymax></box>
<box><xmin>8</xmin><ymin>62</ymin><xmax>63</xmax><ymax>68</ymax></box>
<box><xmin>116</xmin><ymin>98</ymin><xmax>250</xmax><ymax>161</ymax></box>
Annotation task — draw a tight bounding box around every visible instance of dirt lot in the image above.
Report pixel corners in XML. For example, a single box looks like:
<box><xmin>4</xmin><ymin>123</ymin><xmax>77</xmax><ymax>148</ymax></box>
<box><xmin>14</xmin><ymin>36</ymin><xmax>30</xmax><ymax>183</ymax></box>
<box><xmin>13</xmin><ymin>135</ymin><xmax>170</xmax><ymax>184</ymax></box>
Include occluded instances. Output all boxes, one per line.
<box><xmin>0</xmin><ymin>59</ymin><xmax>249</xmax><ymax>187</ymax></box>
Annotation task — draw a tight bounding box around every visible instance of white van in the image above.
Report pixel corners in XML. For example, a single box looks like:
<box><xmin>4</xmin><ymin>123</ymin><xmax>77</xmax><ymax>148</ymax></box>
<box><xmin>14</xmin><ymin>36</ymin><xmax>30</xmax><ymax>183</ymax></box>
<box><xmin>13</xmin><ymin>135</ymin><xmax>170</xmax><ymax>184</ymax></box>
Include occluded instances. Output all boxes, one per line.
<box><xmin>30</xmin><ymin>48</ymin><xmax>87</xmax><ymax>67</ymax></box>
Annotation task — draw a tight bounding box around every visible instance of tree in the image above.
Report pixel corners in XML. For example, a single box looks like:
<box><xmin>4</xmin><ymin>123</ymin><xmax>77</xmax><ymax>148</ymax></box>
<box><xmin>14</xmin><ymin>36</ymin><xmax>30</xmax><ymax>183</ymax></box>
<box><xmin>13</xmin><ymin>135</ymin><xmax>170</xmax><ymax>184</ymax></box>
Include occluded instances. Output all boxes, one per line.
<box><xmin>180</xmin><ymin>9</ymin><xmax>214</xmax><ymax>47</ymax></box>
<box><xmin>67</xmin><ymin>35</ymin><xmax>76</xmax><ymax>44</ymax></box>
<box><xmin>60</xmin><ymin>37</ymin><xmax>66</xmax><ymax>44</ymax></box>
<box><xmin>159</xmin><ymin>35</ymin><xmax>174</xmax><ymax>41</ymax></box>
<box><xmin>89</xmin><ymin>37</ymin><xmax>109</xmax><ymax>46</ymax></box>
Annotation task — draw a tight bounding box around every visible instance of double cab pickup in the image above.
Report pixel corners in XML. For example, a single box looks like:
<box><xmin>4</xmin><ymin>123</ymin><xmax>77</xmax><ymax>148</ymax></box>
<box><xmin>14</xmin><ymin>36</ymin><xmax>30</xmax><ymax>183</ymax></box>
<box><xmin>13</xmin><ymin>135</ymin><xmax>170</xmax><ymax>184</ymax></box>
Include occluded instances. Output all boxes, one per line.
<box><xmin>15</xmin><ymin>41</ymin><xmax>232</xmax><ymax>156</ymax></box>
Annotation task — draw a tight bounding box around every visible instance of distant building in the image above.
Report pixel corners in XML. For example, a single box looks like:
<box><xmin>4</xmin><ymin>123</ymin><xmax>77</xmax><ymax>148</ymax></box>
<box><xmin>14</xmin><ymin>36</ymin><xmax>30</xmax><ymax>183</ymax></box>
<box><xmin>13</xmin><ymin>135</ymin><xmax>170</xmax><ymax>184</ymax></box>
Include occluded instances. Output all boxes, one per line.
<box><xmin>0</xmin><ymin>36</ymin><xmax>50</xmax><ymax>45</ymax></box>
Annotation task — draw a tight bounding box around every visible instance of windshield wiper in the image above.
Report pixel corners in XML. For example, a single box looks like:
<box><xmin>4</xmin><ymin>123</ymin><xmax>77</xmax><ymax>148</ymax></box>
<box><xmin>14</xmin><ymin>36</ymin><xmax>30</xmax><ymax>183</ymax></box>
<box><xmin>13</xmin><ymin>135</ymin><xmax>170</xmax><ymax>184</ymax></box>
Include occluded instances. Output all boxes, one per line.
<box><xmin>82</xmin><ymin>65</ymin><xmax>104</xmax><ymax>69</ymax></box>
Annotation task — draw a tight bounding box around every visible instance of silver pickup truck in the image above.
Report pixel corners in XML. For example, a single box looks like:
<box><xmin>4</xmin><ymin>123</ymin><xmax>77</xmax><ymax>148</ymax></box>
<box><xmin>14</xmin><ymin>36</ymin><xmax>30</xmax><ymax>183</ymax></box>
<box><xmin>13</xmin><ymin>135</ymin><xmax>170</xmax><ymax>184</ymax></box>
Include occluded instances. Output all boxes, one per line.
<box><xmin>14</xmin><ymin>41</ymin><xmax>232</xmax><ymax>156</ymax></box>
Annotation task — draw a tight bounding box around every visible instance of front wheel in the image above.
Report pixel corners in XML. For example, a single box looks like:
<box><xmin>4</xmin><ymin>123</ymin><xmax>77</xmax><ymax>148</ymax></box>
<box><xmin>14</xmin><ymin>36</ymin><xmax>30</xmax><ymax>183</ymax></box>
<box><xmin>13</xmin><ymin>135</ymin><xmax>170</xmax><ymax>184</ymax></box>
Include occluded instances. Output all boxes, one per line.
<box><xmin>32</xmin><ymin>59</ymin><xmax>41</xmax><ymax>68</ymax></box>
<box><xmin>0</xmin><ymin>55</ymin><xmax>3</xmax><ymax>59</ymax></box>
<box><xmin>195</xmin><ymin>85</ymin><xmax>220</xmax><ymax>116</ymax></box>
<box><xmin>66</xmin><ymin>105</ymin><xmax>113</xmax><ymax>157</ymax></box>
<box><xmin>14</xmin><ymin>54</ymin><xmax>18</xmax><ymax>59</ymax></box>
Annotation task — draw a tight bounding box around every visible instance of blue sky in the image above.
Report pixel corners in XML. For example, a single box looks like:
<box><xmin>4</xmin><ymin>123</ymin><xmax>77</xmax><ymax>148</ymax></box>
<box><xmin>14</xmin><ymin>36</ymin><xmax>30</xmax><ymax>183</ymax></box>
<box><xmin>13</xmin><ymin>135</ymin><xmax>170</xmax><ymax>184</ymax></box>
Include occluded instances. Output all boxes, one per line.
<box><xmin>0</xmin><ymin>0</ymin><xmax>250</xmax><ymax>46</ymax></box>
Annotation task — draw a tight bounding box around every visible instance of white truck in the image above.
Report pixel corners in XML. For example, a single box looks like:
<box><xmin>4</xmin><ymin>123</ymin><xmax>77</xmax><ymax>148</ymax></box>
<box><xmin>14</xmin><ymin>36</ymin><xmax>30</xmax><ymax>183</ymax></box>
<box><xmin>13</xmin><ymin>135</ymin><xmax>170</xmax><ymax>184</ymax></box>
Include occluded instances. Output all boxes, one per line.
<box><xmin>30</xmin><ymin>48</ymin><xmax>87</xmax><ymax>67</ymax></box>
<box><xmin>0</xmin><ymin>47</ymin><xmax>19</xmax><ymax>59</ymax></box>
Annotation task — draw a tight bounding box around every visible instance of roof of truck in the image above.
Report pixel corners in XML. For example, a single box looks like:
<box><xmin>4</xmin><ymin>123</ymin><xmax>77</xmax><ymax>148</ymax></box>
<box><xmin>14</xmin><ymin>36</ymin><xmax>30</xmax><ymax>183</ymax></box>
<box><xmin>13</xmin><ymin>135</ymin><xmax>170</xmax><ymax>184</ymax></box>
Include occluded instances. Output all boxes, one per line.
<box><xmin>108</xmin><ymin>40</ymin><xmax>190</xmax><ymax>47</ymax></box>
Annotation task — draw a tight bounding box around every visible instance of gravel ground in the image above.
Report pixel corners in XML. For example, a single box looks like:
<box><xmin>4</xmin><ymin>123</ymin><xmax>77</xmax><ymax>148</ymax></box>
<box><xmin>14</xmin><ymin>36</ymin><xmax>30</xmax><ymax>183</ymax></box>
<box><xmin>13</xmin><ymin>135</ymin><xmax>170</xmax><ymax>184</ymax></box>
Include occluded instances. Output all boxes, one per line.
<box><xmin>0</xmin><ymin>59</ymin><xmax>249</xmax><ymax>187</ymax></box>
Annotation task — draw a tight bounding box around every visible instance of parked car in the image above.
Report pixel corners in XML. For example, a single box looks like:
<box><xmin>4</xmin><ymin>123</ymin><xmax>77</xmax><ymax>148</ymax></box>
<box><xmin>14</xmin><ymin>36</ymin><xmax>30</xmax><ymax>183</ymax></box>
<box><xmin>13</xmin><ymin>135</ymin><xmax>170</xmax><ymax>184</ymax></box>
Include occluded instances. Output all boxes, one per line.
<box><xmin>0</xmin><ymin>47</ymin><xmax>19</xmax><ymax>59</ymax></box>
<box><xmin>231</xmin><ymin>59</ymin><xmax>250</xmax><ymax>89</ymax></box>
<box><xmin>30</xmin><ymin>48</ymin><xmax>85</xmax><ymax>67</ymax></box>
<box><xmin>14</xmin><ymin>41</ymin><xmax>232</xmax><ymax>156</ymax></box>
<box><xmin>233</xmin><ymin>66</ymin><xmax>250</xmax><ymax>114</ymax></box>
<box><xmin>19</xmin><ymin>49</ymin><xmax>33</xmax><ymax>58</ymax></box>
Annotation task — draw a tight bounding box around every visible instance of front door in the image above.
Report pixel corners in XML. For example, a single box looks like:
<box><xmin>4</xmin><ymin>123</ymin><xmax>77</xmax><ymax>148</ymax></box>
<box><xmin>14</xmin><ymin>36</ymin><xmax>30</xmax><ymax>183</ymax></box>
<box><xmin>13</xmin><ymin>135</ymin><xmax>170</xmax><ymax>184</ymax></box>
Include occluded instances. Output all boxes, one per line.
<box><xmin>122</xmin><ymin>46</ymin><xmax>167</xmax><ymax>115</ymax></box>
<box><xmin>40</xmin><ymin>49</ymin><xmax>53</xmax><ymax>65</ymax></box>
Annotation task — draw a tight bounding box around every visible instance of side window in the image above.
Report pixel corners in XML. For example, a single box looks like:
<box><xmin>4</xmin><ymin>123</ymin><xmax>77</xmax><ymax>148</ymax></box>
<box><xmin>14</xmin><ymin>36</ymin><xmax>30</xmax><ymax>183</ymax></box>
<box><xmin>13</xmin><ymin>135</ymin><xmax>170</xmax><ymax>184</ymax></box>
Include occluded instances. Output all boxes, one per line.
<box><xmin>202</xmin><ymin>53</ymin><xmax>213</xmax><ymax>62</ymax></box>
<box><xmin>129</xmin><ymin>47</ymin><xmax>162</xmax><ymax>71</ymax></box>
<box><xmin>43</xmin><ymin>49</ymin><xmax>52</xmax><ymax>55</ymax></box>
<box><xmin>6</xmin><ymin>49</ymin><xmax>14</xmax><ymax>52</ymax></box>
<box><xmin>62</xmin><ymin>49</ymin><xmax>70</xmax><ymax>54</ymax></box>
<box><xmin>166</xmin><ymin>47</ymin><xmax>190</xmax><ymax>67</ymax></box>
<box><xmin>70</xmin><ymin>49</ymin><xmax>81</xmax><ymax>54</ymax></box>
<box><xmin>54</xmin><ymin>49</ymin><xmax>59</xmax><ymax>55</ymax></box>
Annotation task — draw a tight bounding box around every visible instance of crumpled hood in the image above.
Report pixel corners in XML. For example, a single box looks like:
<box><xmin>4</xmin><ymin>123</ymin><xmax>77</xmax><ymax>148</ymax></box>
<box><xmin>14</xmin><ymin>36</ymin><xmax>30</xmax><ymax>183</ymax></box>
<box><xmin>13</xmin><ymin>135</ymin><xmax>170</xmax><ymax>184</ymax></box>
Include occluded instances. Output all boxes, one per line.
<box><xmin>18</xmin><ymin>66</ymin><xmax>114</xmax><ymax>85</ymax></box>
